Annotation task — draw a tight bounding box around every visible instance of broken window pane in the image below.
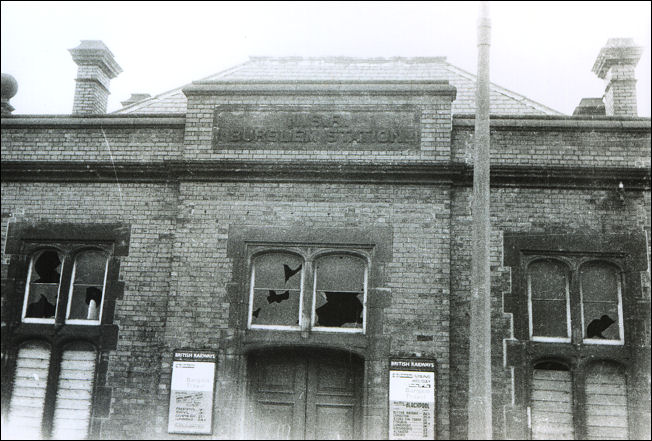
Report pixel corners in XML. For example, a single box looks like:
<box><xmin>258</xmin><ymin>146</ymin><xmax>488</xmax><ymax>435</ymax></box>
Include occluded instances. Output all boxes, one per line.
<box><xmin>528</xmin><ymin>260</ymin><xmax>569</xmax><ymax>339</ymax></box>
<box><xmin>250</xmin><ymin>253</ymin><xmax>303</xmax><ymax>327</ymax></box>
<box><xmin>24</xmin><ymin>250</ymin><xmax>62</xmax><ymax>321</ymax></box>
<box><xmin>66</xmin><ymin>250</ymin><xmax>107</xmax><ymax>322</ymax></box>
<box><xmin>314</xmin><ymin>254</ymin><xmax>365</xmax><ymax>329</ymax></box>
<box><xmin>581</xmin><ymin>262</ymin><xmax>621</xmax><ymax>341</ymax></box>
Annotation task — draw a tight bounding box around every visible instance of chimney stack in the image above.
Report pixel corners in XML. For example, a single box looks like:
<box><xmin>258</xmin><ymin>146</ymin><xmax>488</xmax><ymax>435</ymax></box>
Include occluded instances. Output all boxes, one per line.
<box><xmin>592</xmin><ymin>38</ymin><xmax>643</xmax><ymax>117</ymax></box>
<box><xmin>69</xmin><ymin>40</ymin><xmax>122</xmax><ymax>115</ymax></box>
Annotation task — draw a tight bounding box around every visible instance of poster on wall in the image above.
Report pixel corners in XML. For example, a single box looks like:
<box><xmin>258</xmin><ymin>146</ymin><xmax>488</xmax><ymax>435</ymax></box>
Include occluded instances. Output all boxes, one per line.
<box><xmin>389</xmin><ymin>358</ymin><xmax>436</xmax><ymax>440</ymax></box>
<box><xmin>168</xmin><ymin>350</ymin><xmax>217</xmax><ymax>434</ymax></box>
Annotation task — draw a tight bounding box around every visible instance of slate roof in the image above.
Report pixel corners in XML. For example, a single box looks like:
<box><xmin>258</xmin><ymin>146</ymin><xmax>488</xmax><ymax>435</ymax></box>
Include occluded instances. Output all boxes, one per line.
<box><xmin>113</xmin><ymin>57</ymin><xmax>563</xmax><ymax>115</ymax></box>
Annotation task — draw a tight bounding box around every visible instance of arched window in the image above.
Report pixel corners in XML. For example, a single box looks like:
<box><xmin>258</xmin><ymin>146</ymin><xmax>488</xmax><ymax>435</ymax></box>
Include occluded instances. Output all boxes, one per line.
<box><xmin>312</xmin><ymin>254</ymin><xmax>367</xmax><ymax>332</ymax></box>
<box><xmin>527</xmin><ymin>260</ymin><xmax>570</xmax><ymax>342</ymax></box>
<box><xmin>52</xmin><ymin>342</ymin><xmax>97</xmax><ymax>440</ymax></box>
<box><xmin>249</xmin><ymin>252</ymin><xmax>304</xmax><ymax>329</ymax></box>
<box><xmin>6</xmin><ymin>341</ymin><xmax>52</xmax><ymax>439</ymax></box>
<box><xmin>22</xmin><ymin>249</ymin><xmax>63</xmax><ymax>323</ymax></box>
<box><xmin>580</xmin><ymin>262</ymin><xmax>624</xmax><ymax>344</ymax></box>
<box><xmin>530</xmin><ymin>361</ymin><xmax>574</xmax><ymax>440</ymax></box>
<box><xmin>66</xmin><ymin>250</ymin><xmax>109</xmax><ymax>324</ymax></box>
<box><xmin>584</xmin><ymin>362</ymin><xmax>628</xmax><ymax>440</ymax></box>
<box><xmin>247</xmin><ymin>249</ymin><xmax>369</xmax><ymax>333</ymax></box>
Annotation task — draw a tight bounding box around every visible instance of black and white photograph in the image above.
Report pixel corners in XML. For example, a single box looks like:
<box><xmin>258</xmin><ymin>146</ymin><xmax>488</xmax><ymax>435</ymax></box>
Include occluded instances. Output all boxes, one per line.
<box><xmin>1</xmin><ymin>1</ymin><xmax>650</xmax><ymax>439</ymax></box>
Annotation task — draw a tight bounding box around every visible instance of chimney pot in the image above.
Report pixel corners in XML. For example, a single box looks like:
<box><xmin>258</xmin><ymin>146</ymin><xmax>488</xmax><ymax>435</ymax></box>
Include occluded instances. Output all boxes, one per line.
<box><xmin>69</xmin><ymin>40</ymin><xmax>122</xmax><ymax>115</ymax></box>
<box><xmin>591</xmin><ymin>38</ymin><xmax>643</xmax><ymax>116</ymax></box>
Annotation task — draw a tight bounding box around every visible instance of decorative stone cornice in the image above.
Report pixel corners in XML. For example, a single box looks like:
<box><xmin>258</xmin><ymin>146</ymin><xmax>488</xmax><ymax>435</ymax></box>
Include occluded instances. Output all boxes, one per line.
<box><xmin>452</xmin><ymin>114</ymin><xmax>651</xmax><ymax>131</ymax></box>
<box><xmin>1</xmin><ymin>114</ymin><xmax>186</xmax><ymax>128</ymax></box>
<box><xmin>2</xmin><ymin>160</ymin><xmax>649</xmax><ymax>190</ymax></box>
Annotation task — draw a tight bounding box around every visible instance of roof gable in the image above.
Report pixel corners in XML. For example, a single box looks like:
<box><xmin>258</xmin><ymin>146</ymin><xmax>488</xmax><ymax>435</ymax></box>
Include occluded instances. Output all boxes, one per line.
<box><xmin>114</xmin><ymin>57</ymin><xmax>562</xmax><ymax>115</ymax></box>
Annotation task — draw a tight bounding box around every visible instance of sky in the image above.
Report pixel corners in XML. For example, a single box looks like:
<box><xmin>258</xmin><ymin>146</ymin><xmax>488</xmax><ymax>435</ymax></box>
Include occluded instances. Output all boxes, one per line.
<box><xmin>1</xmin><ymin>1</ymin><xmax>650</xmax><ymax>116</ymax></box>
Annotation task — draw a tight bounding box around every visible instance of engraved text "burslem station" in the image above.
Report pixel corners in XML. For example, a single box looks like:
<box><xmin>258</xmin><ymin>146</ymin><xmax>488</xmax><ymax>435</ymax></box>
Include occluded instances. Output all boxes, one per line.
<box><xmin>212</xmin><ymin>107</ymin><xmax>420</xmax><ymax>150</ymax></box>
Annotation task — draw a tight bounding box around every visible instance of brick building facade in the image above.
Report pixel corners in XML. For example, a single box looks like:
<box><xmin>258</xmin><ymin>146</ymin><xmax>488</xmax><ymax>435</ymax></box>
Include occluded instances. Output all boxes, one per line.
<box><xmin>1</xmin><ymin>39</ymin><xmax>650</xmax><ymax>439</ymax></box>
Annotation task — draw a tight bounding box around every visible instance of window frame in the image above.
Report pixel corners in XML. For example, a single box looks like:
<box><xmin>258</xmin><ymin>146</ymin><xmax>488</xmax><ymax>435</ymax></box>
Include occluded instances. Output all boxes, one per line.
<box><xmin>310</xmin><ymin>252</ymin><xmax>368</xmax><ymax>334</ymax></box>
<box><xmin>2</xmin><ymin>222</ymin><xmax>130</xmax><ymax>439</ymax></box>
<box><xmin>247</xmin><ymin>250</ymin><xmax>306</xmax><ymax>331</ymax></box>
<box><xmin>523</xmin><ymin>254</ymin><xmax>625</xmax><ymax>346</ymax></box>
<box><xmin>503</xmin><ymin>232</ymin><xmax>647</xmax><ymax>441</ymax></box>
<box><xmin>20</xmin><ymin>244</ymin><xmax>113</xmax><ymax>327</ymax></box>
<box><xmin>21</xmin><ymin>248</ymin><xmax>65</xmax><ymax>325</ymax></box>
<box><xmin>578</xmin><ymin>260</ymin><xmax>625</xmax><ymax>346</ymax></box>
<box><xmin>526</xmin><ymin>258</ymin><xmax>572</xmax><ymax>343</ymax></box>
<box><xmin>246</xmin><ymin>246</ymin><xmax>371</xmax><ymax>334</ymax></box>
<box><xmin>64</xmin><ymin>249</ymin><xmax>110</xmax><ymax>326</ymax></box>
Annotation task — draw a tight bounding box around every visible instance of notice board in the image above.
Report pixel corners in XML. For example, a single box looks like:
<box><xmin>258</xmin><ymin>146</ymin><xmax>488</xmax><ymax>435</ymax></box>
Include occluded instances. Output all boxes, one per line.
<box><xmin>389</xmin><ymin>358</ymin><xmax>436</xmax><ymax>440</ymax></box>
<box><xmin>168</xmin><ymin>350</ymin><xmax>217</xmax><ymax>434</ymax></box>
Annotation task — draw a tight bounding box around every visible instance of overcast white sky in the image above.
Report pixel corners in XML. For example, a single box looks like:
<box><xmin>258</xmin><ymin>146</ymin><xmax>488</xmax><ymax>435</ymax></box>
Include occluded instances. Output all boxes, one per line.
<box><xmin>1</xmin><ymin>1</ymin><xmax>650</xmax><ymax>116</ymax></box>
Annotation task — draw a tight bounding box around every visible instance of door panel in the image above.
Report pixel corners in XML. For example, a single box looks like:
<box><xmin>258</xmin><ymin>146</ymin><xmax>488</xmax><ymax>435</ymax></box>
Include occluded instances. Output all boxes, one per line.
<box><xmin>249</xmin><ymin>350</ymin><xmax>362</xmax><ymax>440</ymax></box>
<box><xmin>314</xmin><ymin>405</ymin><xmax>355</xmax><ymax>440</ymax></box>
<box><xmin>250</xmin><ymin>353</ymin><xmax>307</xmax><ymax>440</ymax></box>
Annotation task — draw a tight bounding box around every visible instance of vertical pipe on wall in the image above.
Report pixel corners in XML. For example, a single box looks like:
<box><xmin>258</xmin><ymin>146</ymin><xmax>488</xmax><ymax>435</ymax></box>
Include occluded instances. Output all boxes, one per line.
<box><xmin>468</xmin><ymin>1</ymin><xmax>493</xmax><ymax>439</ymax></box>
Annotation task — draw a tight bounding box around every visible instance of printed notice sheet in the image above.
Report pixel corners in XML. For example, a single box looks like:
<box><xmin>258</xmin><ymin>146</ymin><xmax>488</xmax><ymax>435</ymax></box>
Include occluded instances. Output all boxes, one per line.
<box><xmin>389</xmin><ymin>359</ymin><xmax>436</xmax><ymax>440</ymax></box>
<box><xmin>168</xmin><ymin>351</ymin><xmax>216</xmax><ymax>434</ymax></box>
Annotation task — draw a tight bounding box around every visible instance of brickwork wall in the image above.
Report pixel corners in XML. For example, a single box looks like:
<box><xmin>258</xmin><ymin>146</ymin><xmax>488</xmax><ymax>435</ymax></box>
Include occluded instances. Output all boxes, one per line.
<box><xmin>158</xmin><ymin>181</ymin><xmax>453</xmax><ymax>439</ymax></box>
<box><xmin>1</xmin><ymin>179</ymin><xmax>455</xmax><ymax>439</ymax></box>
<box><xmin>183</xmin><ymin>95</ymin><xmax>453</xmax><ymax>162</ymax></box>
<box><xmin>1</xmin><ymin>182</ymin><xmax>178</xmax><ymax>438</ymax></box>
<box><xmin>452</xmin><ymin>125</ymin><xmax>651</xmax><ymax>168</ymax></box>
<box><xmin>1</xmin><ymin>94</ymin><xmax>649</xmax><ymax>440</ymax></box>
<box><xmin>1</xmin><ymin>126</ymin><xmax>184</xmax><ymax>162</ymax></box>
<box><xmin>449</xmin><ymin>186</ymin><xmax>651</xmax><ymax>439</ymax></box>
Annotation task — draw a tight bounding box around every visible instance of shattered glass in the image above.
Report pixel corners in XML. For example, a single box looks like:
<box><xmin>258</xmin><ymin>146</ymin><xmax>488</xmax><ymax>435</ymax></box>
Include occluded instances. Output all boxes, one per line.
<box><xmin>314</xmin><ymin>255</ymin><xmax>365</xmax><ymax>328</ymax></box>
<box><xmin>581</xmin><ymin>262</ymin><xmax>620</xmax><ymax>340</ymax></box>
<box><xmin>24</xmin><ymin>250</ymin><xmax>62</xmax><ymax>320</ymax></box>
<box><xmin>67</xmin><ymin>251</ymin><xmax>107</xmax><ymax>321</ymax></box>
<box><xmin>251</xmin><ymin>253</ymin><xmax>303</xmax><ymax>327</ymax></box>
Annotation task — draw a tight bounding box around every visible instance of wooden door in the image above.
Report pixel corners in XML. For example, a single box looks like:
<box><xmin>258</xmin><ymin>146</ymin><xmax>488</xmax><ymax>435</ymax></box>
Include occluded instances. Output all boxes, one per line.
<box><xmin>248</xmin><ymin>350</ymin><xmax>362</xmax><ymax>440</ymax></box>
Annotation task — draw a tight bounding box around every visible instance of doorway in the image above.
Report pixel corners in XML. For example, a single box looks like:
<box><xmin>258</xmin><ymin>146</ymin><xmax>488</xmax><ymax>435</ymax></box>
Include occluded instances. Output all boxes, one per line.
<box><xmin>247</xmin><ymin>348</ymin><xmax>364</xmax><ymax>440</ymax></box>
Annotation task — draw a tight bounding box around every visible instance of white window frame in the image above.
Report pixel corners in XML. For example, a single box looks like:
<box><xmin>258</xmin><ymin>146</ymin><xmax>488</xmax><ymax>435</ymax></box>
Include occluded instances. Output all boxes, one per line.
<box><xmin>21</xmin><ymin>249</ymin><xmax>63</xmax><ymax>324</ymax></box>
<box><xmin>64</xmin><ymin>250</ymin><xmax>109</xmax><ymax>325</ymax></box>
<box><xmin>246</xmin><ymin>248</ymin><xmax>369</xmax><ymax>334</ymax></box>
<box><xmin>310</xmin><ymin>254</ymin><xmax>368</xmax><ymax>334</ymax></box>
<box><xmin>580</xmin><ymin>261</ymin><xmax>625</xmax><ymax>346</ymax></box>
<box><xmin>247</xmin><ymin>252</ymin><xmax>304</xmax><ymax>331</ymax></box>
<box><xmin>527</xmin><ymin>260</ymin><xmax>571</xmax><ymax>343</ymax></box>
